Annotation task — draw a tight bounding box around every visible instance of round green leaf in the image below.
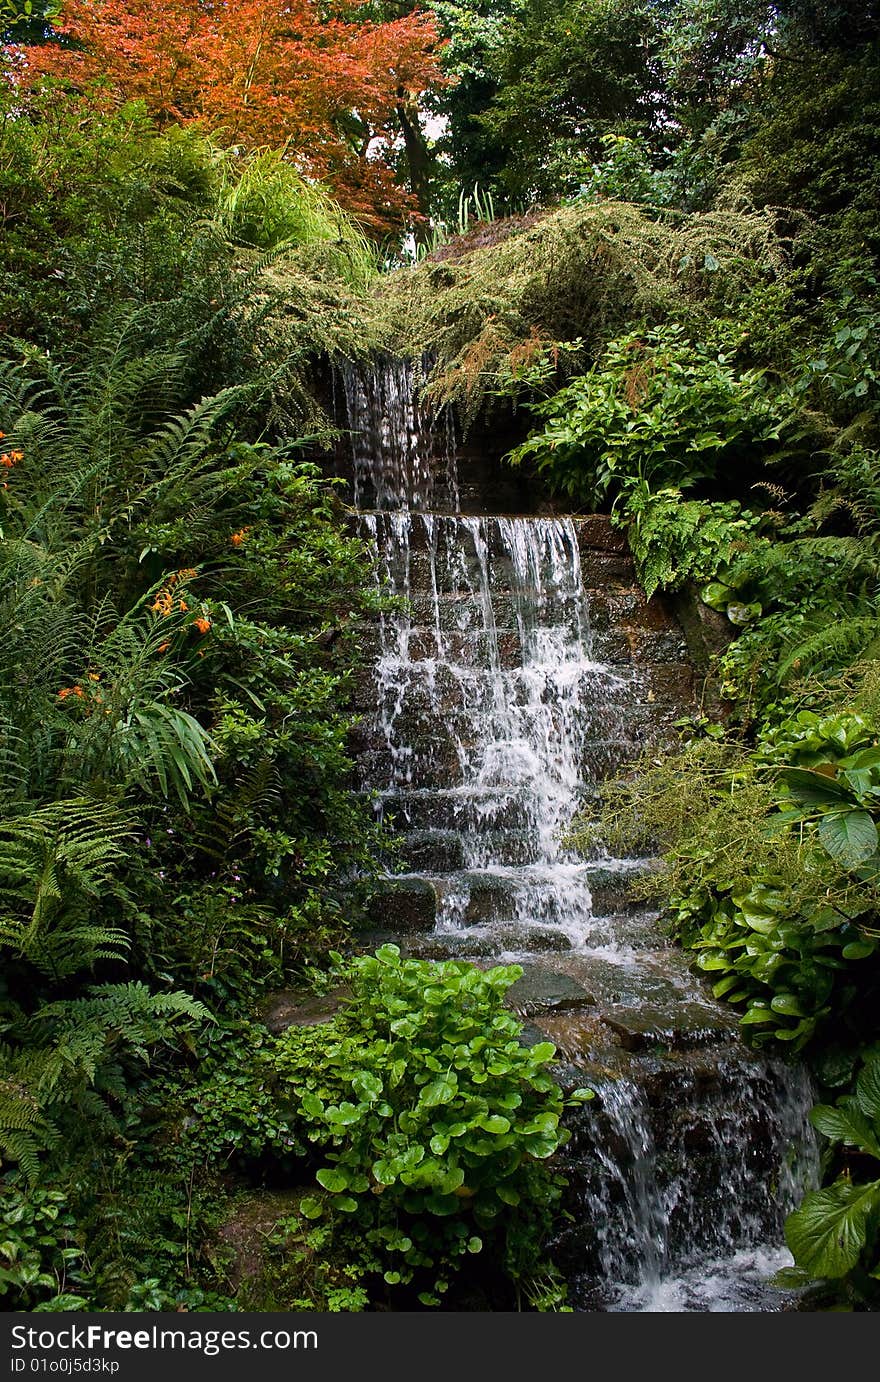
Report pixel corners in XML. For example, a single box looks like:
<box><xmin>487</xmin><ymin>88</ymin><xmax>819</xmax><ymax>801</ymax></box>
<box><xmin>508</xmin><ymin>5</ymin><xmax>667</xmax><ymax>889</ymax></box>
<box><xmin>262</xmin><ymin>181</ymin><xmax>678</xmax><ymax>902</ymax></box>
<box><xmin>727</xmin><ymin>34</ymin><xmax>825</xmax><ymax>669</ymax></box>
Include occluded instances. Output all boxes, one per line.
<box><xmin>315</xmin><ymin>1167</ymin><xmax>349</xmax><ymax>1193</ymax></box>
<box><xmin>818</xmin><ymin>809</ymin><xmax>878</xmax><ymax>869</ymax></box>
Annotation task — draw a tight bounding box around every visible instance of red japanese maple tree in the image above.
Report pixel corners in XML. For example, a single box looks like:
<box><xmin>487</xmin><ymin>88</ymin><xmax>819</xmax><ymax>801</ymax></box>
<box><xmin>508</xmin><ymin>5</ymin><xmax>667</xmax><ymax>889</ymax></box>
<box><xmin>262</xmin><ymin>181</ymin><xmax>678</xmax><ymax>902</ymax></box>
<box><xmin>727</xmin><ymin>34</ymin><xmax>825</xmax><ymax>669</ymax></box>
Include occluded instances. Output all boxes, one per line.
<box><xmin>18</xmin><ymin>0</ymin><xmax>445</xmax><ymax>231</ymax></box>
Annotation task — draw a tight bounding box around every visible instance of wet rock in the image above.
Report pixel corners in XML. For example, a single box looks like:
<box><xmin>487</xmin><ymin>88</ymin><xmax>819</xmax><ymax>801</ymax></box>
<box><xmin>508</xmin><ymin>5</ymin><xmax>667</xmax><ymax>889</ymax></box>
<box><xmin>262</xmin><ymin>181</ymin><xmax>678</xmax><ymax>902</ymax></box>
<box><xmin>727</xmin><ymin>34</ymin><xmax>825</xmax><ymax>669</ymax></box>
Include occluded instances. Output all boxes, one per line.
<box><xmin>492</xmin><ymin>924</ymin><xmax>573</xmax><ymax>953</ymax></box>
<box><xmin>587</xmin><ymin>863</ymin><xmax>657</xmax><ymax>914</ymax></box>
<box><xmin>218</xmin><ymin>1190</ymin><xmax>302</xmax><ymax>1294</ymax></box>
<box><xmin>400</xmin><ymin>829</ymin><xmax>467</xmax><ymax>872</ymax></box>
<box><xmin>641</xmin><ymin>663</ymin><xmax>695</xmax><ymax>703</ymax></box>
<box><xmin>371</xmin><ymin>789</ymin><xmax>536</xmax><ymax>834</ymax></box>
<box><xmin>351</xmin><ymin>927</ymin><xmax>401</xmax><ymax>952</ymax></box>
<box><xmin>588</xmin><ymin>552</ymin><xmax>638</xmax><ymax>583</ymax></box>
<box><xmin>463</xmin><ymin>875</ymin><xmax>517</xmax><ymax>924</ymax></box>
<box><xmin>602</xmin><ymin>1002</ymin><xmax>739</xmax><ymax>1052</ymax></box>
<box><xmin>365</xmin><ymin>877</ymin><xmax>437</xmax><ymax>932</ymax></box>
<box><xmin>504</xmin><ymin>964</ymin><xmax>595</xmax><ymax>1015</ymax></box>
<box><xmin>574</xmin><ymin>516</ymin><xmax>629</xmax><ymax>554</ymax></box>
<box><xmin>261</xmin><ymin>986</ymin><xmax>350</xmax><ymax>1034</ymax></box>
<box><xmin>402</xmin><ymin>933</ymin><xmax>501</xmax><ymax>961</ymax></box>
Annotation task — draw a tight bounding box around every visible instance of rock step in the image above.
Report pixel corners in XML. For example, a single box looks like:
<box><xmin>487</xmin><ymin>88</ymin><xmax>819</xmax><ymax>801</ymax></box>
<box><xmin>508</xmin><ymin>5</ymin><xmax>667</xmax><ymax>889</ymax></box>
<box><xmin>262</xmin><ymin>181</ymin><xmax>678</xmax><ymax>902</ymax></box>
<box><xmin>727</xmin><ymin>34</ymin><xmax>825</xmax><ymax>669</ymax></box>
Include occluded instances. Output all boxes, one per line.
<box><xmin>385</xmin><ymin>827</ymin><xmax>581</xmax><ymax>872</ymax></box>
<box><xmin>369</xmin><ymin>788</ymin><xmax>570</xmax><ymax>834</ymax></box>
<box><xmin>363</xmin><ymin>862</ymin><xmax>657</xmax><ymax>932</ymax></box>
<box><xmin>348</xmin><ymin>707</ymin><xmax>650</xmax><ymax>757</ymax></box>
<box><xmin>355</xmin><ymin>739</ymin><xmax>657</xmax><ymax>792</ymax></box>
<box><xmin>354</xmin><ymin>510</ymin><xmax>629</xmax><ymax>552</ymax></box>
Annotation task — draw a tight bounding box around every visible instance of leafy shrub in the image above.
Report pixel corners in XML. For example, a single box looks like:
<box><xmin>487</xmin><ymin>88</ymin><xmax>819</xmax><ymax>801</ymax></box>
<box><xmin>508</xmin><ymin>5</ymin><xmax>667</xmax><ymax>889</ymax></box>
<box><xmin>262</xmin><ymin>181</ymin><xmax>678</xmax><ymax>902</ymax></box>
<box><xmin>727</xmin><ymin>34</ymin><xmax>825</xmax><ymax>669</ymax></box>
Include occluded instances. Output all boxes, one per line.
<box><xmin>372</xmin><ymin>199</ymin><xmax>788</xmax><ymax>422</ymax></box>
<box><xmin>576</xmin><ymin>711</ymin><xmax>880</xmax><ymax>1052</ymax></box>
<box><xmin>0</xmin><ymin>1185</ymin><xmax>89</xmax><ymax>1311</ymax></box>
<box><xmin>272</xmin><ymin>945</ymin><xmax>587</xmax><ymax>1306</ymax></box>
<box><xmin>622</xmin><ymin>482</ymin><xmax>763</xmax><ymax>599</ymax></box>
<box><xmin>702</xmin><ymin>531</ymin><xmax>880</xmax><ymax>708</ymax></box>
<box><xmin>508</xmin><ymin>323</ymin><xmax>794</xmax><ymax>502</ymax></box>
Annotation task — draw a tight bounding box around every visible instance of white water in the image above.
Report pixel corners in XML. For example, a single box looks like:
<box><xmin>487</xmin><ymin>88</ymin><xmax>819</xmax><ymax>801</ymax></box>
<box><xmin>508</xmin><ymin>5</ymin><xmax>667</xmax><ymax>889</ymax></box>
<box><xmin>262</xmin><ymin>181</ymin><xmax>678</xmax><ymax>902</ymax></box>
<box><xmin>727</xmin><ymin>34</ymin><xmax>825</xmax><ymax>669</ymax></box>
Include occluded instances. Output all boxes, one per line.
<box><xmin>359</xmin><ymin>507</ymin><xmax>633</xmax><ymax>946</ymax></box>
<box><xmin>341</xmin><ymin>359</ymin><xmax>818</xmax><ymax>1312</ymax></box>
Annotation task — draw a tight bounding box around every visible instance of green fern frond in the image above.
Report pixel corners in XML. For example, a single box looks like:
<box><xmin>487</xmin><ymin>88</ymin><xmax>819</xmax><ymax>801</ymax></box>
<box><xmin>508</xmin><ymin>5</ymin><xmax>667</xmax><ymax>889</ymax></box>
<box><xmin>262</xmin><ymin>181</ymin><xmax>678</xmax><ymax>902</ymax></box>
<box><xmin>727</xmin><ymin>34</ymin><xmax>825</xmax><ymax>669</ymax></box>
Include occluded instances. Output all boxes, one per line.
<box><xmin>778</xmin><ymin>610</ymin><xmax>880</xmax><ymax>682</ymax></box>
<box><xmin>196</xmin><ymin>757</ymin><xmax>281</xmax><ymax>861</ymax></box>
<box><xmin>0</xmin><ymin>798</ymin><xmax>133</xmax><ymax>977</ymax></box>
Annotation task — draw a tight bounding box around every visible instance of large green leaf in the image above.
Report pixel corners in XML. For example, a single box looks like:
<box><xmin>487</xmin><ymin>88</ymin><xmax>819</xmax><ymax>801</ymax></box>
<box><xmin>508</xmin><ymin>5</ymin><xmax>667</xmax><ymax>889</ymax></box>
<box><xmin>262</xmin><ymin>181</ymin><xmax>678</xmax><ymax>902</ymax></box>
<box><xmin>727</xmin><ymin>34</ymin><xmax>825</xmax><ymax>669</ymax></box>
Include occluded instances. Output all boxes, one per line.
<box><xmin>818</xmin><ymin>810</ymin><xmax>878</xmax><ymax>868</ymax></box>
<box><xmin>782</xmin><ymin>767</ymin><xmax>850</xmax><ymax>807</ymax></box>
<box><xmin>315</xmin><ymin>1167</ymin><xmax>349</xmax><ymax>1193</ymax></box>
<box><xmin>856</xmin><ymin>1056</ymin><xmax>880</xmax><ymax>1122</ymax></box>
<box><xmin>785</xmin><ymin>1180</ymin><xmax>880</xmax><ymax>1278</ymax></box>
<box><xmin>810</xmin><ymin>1102</ymin><xmax>880</xmax><ymax>1160</ymax></box>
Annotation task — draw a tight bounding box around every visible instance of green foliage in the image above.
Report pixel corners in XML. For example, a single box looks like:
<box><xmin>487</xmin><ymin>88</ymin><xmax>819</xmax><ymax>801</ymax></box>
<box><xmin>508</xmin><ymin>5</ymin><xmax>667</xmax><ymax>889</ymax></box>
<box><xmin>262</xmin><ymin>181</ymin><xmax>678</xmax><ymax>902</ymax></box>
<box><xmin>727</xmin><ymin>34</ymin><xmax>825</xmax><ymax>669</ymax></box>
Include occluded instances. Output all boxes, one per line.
<box><xmin>0</xmin><ymin>87</ymin><xmax>377</xmax><ymax>432</ymax></box>
<box><xmin>0</xmin><ymin>93</ymin><xmax>387</xmax><ymax>1311</ymax></box>
<box><xmin>575</xmin><ymin>711</ymin><xmax>880</xmax><ymax>1053</ymax></box>
<box><xmin>0</xmin><ymin>799</ymin><xmax>132</xmax><ymax>979</ymax></box>
<box><xmin>375</xmin><ymin>200</ymin><xmax>788</xmax><ymax>425</ymax></box>
<box><xmin>508</xmin><ymin>324</ymin><xmax>795</xmax><ymax>502</ymax></box>
<box><xmin>272</xmin><ymin>945</ymin><xmax>582</xmax><ymax>1305</ymax></box>
<box><xmin>474</xmin><ymin>0</ymin><xmax>657</xmax><ymax>206</ymax></box>
<box><xmin>0</xmin><ymin>1185</ymin><xmax>89</xmax><ymax>1311</ymax></box>
<box><xmin>785</xmin><ymin>1049</ymin><xmax>880</xmax><ymax>1303</ymax></box>
<box><xmin>0</xmin><ymin>984</ymin><xmax>207</xmax><ymax>1183</ymax></box>
<box><xmin>621</xmin><ymin>483</ymin><xmax>763</xmax><ymax>599</ymax></box>
<box><xmin>738</xmin><ymin>44</ymin><xmax>880</xmax><ymax>267</ymax></box>
<box><xmin>704</xmin><ymin>524</ymin><xmax>880</xmax><ymax>707</ymax></box>
<box><xmin>795</xmin><ymin>280</ymin><xmax>880</xmax><ymax>413</ymax></box>
<box><xmin>212</xmin><ymin>148</ymin><xmax>376</xmax><ymax>282</ymax></box>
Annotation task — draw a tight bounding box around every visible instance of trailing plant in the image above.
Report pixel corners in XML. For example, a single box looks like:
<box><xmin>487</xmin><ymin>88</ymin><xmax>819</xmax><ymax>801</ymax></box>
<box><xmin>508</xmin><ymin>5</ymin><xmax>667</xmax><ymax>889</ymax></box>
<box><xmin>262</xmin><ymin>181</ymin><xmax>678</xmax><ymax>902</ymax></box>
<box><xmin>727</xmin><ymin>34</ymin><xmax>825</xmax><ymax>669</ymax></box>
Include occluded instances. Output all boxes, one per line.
<box><xmin>371</xmin><ymin>199</ymin><xmax>788</xmax><ymax>424</ymax></box>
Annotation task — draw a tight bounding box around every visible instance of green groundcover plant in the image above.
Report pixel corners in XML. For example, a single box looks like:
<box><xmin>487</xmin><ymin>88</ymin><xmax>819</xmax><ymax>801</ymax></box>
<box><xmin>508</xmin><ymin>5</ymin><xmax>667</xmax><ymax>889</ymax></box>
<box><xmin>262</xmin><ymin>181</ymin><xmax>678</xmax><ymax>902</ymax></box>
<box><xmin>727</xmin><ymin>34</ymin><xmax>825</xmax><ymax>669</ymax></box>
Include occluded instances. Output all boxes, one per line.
<box><xmin>268</xmin><ymin>945</ymin><xmax>592</xmax><ymax>1307</ymax></box>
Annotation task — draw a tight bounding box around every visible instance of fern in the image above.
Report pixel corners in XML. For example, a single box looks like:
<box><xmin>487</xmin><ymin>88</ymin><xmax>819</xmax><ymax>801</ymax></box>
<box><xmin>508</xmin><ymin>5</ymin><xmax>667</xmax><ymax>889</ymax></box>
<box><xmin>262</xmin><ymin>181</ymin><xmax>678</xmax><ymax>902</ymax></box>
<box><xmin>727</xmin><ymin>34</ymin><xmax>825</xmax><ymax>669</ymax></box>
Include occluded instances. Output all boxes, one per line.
<box><xmin>0</xmin><ymin>1044</ymin><xmax>61</xmax><ymax>1183</ymax></box>
<box><xmin>778</xmin><ymin>609</ymin><xmax>880</xmax><ymax>682</ymax></box>
<box><xmin>732</xmin><ymin>535</ymin><xmax>880</xmax><ymax>598</ymax></box>
<box><xmin>0</xmin><ymin>985</ymin><xmax>208</xmax><ymax>1181</ymax></box>
<box><xmin>195</xmin><ymin>756</ymin><xmax>281</xmax><ymax>862</ymax></box>
<box><xmin>0</xmin><ymin>799</ymin><xmax>132</xmax><ymax>978</ymax></box>
<box><xmin>624</xmin><ymin>482</ymin><xmax>758</xmax><ymax>599</ymax></box>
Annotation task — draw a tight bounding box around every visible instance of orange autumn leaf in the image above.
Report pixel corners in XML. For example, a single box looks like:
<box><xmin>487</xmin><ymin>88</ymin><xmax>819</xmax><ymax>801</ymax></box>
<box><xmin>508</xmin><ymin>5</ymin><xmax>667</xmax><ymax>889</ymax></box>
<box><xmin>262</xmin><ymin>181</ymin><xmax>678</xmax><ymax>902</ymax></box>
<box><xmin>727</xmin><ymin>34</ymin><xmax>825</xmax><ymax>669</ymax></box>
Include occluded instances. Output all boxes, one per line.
<box><xmin>17</xmin><ymin>0</ymin><xmax>447</xmax><ymax>233</ymax></box>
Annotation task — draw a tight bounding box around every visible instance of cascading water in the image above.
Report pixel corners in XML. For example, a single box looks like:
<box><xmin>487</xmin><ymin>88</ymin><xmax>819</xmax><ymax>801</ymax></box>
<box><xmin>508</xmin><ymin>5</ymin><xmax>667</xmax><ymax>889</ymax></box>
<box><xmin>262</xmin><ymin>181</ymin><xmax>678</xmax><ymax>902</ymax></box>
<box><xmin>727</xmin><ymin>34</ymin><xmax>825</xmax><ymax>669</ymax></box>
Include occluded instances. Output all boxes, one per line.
<box><xmin>357</xmin><ymin>507</ymin><xmax>640</xmax><ymax>945</ymax></box>
<box><xmin>340</xmin><ymin>359</ymin><xmax>818</xmax><ymax>1312</ymax></box>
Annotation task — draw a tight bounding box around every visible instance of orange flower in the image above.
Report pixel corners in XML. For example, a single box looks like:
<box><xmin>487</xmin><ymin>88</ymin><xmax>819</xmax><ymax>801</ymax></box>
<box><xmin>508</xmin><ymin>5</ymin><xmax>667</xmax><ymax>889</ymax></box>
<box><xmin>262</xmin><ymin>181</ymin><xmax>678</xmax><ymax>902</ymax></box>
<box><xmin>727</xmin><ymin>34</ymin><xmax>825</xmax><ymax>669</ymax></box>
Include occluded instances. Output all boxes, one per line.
<box><xmin>157</xmin><ymin>640</ymin><xmax>170</xmax><ymax>653</ymax></box>
<box><xmin>58</xmin><ymin>686</ymin><xmax>84</xmax><ymax>700</ymax></box>
<box><xmin>177</xmin><ymin>567</ymin><xmax>198</xmax><ymax>580</ymax></box>
<box><xmin>193</xmin><ymin>616</ymin><xmax>211</xmax><ymax>634</ymax></box>
<box><xmin>179</xmin><ymin>599</ymin><xmax>188</xmax><ymax>612</ymax></box>
<box><xmin>230</xmin><ymin>527</ymin><xmax>251</xmax><ymax>547</ymax></box>
<box><xmin>151</xmin><ymin>587</ymin><xmax>173</xmax><ymax>615</ymax></box>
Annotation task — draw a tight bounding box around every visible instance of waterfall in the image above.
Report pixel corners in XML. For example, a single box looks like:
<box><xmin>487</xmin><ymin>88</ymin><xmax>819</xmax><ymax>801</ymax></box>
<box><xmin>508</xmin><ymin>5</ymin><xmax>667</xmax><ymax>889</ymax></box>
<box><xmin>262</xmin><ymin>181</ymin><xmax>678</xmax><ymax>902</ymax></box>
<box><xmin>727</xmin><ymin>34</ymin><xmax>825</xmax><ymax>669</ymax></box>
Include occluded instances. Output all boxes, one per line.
<box><xmin>359</xmin><ymin>507</ymin><xmax>638</xmax><ymax>946</ymax></box>
<box><xmin>340</xmin><ymin>358</ymin><xmax>818</xmax><ymax>1312</ymax></box>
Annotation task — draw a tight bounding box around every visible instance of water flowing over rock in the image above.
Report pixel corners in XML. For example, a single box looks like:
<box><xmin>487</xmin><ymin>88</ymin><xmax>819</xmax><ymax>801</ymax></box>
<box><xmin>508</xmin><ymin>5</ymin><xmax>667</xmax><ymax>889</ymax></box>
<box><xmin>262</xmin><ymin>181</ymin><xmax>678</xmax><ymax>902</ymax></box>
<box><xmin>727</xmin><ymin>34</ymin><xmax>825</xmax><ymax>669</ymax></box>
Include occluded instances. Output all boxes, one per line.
<box><xmin>338</xmin><ymin>359</ymin><xmax>818</xmax><ymax>1312</ymax></box>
